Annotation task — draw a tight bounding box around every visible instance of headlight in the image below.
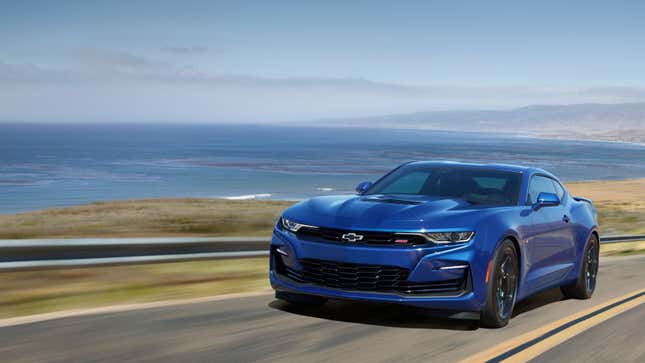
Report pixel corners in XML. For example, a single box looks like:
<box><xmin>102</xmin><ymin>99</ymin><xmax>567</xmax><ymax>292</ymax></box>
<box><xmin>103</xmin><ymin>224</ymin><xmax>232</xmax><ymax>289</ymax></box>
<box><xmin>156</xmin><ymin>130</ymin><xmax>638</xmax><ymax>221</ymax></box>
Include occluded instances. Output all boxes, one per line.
<box><xmin>425</xmin><ymin>231</ymin><xmax>475</xmax><ymax>244</ymax></box>
<box><xmin>280</xmin><ymin>217</ymin><xmax>317</xmax><ymax>233</ymax></box>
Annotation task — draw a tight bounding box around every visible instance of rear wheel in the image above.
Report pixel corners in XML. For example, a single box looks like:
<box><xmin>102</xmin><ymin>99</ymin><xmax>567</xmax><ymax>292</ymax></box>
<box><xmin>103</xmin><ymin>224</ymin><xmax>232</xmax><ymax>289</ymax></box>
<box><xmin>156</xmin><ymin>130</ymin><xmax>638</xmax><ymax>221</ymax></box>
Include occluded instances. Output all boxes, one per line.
<box><xmin>561</xmin><ymin>234</ymin><xmax>599</xmax><ymax>299</ymax></box>
<box><xmin>480</xmin><ymin>239</ymin><xmax>519</xmax><ymax>328</ymax></box>
<box><xmin>275</xmin><ymin>291</ymin><xmax>328</xmax><ymax>306</ymax></box>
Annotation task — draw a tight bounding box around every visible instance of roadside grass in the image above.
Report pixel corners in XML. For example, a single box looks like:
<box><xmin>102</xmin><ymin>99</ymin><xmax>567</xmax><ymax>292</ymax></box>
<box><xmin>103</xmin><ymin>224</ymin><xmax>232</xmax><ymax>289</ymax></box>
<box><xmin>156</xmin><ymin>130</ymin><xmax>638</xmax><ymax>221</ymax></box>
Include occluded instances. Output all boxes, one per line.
<box><xmin>0</xmin><ymin>198</ymin><xmax>295</xmax><ymax>239</ymax></box>
<box><xmin>595</xmin><ymin>203</ymin><xmax>645</xmax><ymax>236</ymax></box>
<box><xmin>600</xmin><ymin>241</ymin><xmax>645</xmax><ymax>257</ymax></box>
<box><xmin>1</xmin><ymin>179</ymin><xmax>644</xmax><ymax>239</ymax></box>
<box><xmin>0</xmin><ymin>244</ymin><xmax>643</xmax><ymax>319</ymax></box>
<box><xmin>0</xmin><ymin>258</ymin><xmax>269</xmax><ymax>319</ymax></box>
<box><xmin>0</xmin><ymin>199</ymin><xmax>643</xmax><ymax>240</ymax></box>
<box><xmin>566</xmin><ymin>178</ymin><xmax>645</xmax><ymax>236</ymax></box>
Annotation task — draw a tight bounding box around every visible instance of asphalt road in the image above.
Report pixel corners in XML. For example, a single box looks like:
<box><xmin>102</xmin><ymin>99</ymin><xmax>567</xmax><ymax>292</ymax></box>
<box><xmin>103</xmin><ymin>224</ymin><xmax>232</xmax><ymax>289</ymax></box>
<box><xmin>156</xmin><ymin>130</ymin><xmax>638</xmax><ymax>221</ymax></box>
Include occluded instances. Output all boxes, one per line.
<box><xmin>531</xmin><ymin>302</ymin><xmax>645</xmax><ymax>363</ymax></box>
<box><xmin>1</xmin><ymin>255</ymin><xmax>644</xmax><ymax>363</ymax></box>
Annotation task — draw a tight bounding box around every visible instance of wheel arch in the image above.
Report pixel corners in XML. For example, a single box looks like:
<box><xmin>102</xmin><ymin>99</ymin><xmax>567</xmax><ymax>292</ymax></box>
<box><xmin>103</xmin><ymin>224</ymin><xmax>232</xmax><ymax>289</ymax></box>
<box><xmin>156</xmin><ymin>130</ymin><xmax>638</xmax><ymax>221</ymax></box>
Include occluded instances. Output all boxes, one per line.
<box><xmin>488</xmin><ymin>232</ymin><xmax>522</xmax><ymax>275</ymax></box>
<box><xmin>502</xmin><ymin>234</ymin><xmax>522</xmax><ymax>281</ymax></box>
<box><xmin>581</xmin><ymin>228</ymin><xmax>600</xmax><ymax>256</ymax></box>
<box><xmin>569</xmin><ymin>228</ymin><xmax>600</xmax><ymax>281</ymax></box>
<box><xmin>492</xmin><ymin>233</ymin><xmax>524</xmax><ymax>297</ymax></box>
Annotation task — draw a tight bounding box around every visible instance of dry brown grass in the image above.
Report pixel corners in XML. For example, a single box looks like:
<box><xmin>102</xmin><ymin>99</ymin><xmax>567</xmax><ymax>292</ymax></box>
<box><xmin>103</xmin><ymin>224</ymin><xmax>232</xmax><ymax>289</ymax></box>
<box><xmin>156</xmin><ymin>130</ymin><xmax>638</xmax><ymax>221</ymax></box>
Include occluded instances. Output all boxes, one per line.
<box><xmin>600</xmin><ymin>241</ymin><xmax>645</xmax><ymax>257</ymax></box>
<box><xmin>565</xmin><ymin>179</ymin><xmax>645</xmax><ymax>235</ymax></box>
<box><xmin>0</xmin><ymin>198</ymin><xmax>295</xmax><ymax>239</ymax></box>
<box><xmin>0</xmin><ymin>178</ymin><xmax>643</xmax><ymax>239</ymax></box>
<box><xmin>565</xmin><ymin>178</ymin><xmax>645</xmax><ymax>206</ymax></box>
<box><xmin>0</xmin><ymin>258</ymin><xmax>269</xmax><ymax>319</ymax></box>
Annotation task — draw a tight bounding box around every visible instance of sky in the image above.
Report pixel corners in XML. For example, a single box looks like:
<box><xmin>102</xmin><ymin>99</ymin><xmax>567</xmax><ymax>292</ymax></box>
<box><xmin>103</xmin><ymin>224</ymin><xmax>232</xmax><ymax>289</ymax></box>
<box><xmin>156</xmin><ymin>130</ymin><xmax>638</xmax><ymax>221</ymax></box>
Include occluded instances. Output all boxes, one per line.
<box><xmin>1</xmin><ymin>0</ymin><xmax>645</xmax><ymax>123</ymax></box>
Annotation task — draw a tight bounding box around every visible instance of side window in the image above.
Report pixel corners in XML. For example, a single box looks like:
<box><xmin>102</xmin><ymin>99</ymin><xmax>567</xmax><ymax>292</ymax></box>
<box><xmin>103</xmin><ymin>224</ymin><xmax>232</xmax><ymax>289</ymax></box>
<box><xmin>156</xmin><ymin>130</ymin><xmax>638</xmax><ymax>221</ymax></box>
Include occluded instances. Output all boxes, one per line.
<box><xmin>379</xmin><ymin>171</ymin><xmax>429</xmax><ymax>194</ymax></box>
<box><xmin>528</xmin><ymin>176</ymin><xmax>557</xmax><ymax>204</ymax></box>
<box><xmin>552</xmin><ymin>180</ymin><xmax>565</xmax><ymax>200</ymax></box>
<box><xmin>472</xmin><ymin>176</ymin><xmax>507</xmax><ymax>190</ymax></box>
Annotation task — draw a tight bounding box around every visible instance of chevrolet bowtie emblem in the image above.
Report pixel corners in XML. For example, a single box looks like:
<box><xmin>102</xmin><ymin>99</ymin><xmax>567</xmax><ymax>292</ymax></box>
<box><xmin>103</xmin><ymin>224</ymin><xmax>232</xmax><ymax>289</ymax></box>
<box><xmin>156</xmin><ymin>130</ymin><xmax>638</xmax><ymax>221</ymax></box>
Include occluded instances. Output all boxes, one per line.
<box><xmin>341</xmin><ymin>233</ymin><xmax>364</xmax><ymax>242</ymax></box>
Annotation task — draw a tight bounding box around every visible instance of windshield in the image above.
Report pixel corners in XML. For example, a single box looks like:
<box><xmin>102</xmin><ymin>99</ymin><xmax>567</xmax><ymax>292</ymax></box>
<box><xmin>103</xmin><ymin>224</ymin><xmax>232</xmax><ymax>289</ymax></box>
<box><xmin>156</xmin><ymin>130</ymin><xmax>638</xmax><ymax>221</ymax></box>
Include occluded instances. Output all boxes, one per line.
<box><xmin>366</xmin><ymin>164</ymin><xmax>522</xmax><ymax>206</ymax></box>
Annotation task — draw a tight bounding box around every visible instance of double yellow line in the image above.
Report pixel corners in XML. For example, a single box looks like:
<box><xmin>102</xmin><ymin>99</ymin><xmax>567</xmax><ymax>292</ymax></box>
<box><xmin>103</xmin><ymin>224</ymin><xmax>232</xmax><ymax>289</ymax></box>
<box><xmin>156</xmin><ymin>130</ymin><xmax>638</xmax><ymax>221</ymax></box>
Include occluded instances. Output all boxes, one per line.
<box><xmin>462</xmin><ymin>288</ymin><xmax>645</xmax><ymax>363</ymax></box>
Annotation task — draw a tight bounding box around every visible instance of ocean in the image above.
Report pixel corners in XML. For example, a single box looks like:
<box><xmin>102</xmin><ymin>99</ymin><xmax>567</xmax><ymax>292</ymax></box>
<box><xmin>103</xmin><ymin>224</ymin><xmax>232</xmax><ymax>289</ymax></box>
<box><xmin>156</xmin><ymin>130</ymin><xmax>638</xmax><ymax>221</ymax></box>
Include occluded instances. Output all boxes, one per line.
<box><xmin>1</xmin><ymin>123</ymin><xmax>645</xmax><ymax>214</ymax></box>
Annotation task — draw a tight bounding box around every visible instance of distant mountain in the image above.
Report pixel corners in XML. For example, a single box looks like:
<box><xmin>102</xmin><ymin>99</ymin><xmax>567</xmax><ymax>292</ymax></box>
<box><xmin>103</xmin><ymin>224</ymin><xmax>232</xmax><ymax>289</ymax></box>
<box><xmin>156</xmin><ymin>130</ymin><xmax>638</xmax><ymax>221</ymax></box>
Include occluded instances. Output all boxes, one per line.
<box><xmin>320</xmin><ymin>103</ymin><xmax>645</xmax><ymax>143</ymax></box>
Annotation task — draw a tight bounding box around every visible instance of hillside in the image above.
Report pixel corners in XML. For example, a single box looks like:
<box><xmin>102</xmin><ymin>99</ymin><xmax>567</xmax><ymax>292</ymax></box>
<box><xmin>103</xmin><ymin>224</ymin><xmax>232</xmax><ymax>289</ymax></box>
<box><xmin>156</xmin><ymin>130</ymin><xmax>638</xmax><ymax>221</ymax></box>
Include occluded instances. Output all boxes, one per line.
<box><xmin>323</xmin><ymin>103</ymin><xmax>645</xmax><ymax>143</ymax></box>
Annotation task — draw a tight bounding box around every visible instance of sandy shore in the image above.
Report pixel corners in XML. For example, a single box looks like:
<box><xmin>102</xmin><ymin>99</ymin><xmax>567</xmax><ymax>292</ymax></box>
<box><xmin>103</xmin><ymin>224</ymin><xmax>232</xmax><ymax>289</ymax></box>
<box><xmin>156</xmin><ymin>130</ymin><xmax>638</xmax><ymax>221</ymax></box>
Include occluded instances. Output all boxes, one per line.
<box><xmin>0</xmin><ymin>178</ymin><xmax>643</xmax><ymax>239</ymax></box>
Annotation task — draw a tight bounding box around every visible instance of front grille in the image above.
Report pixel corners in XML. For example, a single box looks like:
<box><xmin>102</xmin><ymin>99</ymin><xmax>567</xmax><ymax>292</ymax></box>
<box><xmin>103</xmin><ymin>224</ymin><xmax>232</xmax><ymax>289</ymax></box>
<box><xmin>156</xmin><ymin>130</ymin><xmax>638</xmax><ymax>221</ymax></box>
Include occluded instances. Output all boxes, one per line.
<box><xmin>278</xmin><ymin>257</ymin><xmax>466</xmax><ymax>295</ymax></box>
<box><xmin>296</xmin><ymin>226</ymin><xmax>428</xmax><ymax>246</ymax></box>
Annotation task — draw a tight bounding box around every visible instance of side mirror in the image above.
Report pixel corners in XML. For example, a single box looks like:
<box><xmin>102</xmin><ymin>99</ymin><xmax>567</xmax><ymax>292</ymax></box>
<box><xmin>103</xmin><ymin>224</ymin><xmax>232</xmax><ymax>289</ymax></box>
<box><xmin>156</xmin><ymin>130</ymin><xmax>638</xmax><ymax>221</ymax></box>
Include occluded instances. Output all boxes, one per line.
<box><xmin>355</xmin><ymin>181</ymin><xmax>373</xmax><ymax>194</ymax></box>
<box><xmin>533</xmin><ymin>192</ymin><xmax>560</xmax><ymax>210</ymax></box>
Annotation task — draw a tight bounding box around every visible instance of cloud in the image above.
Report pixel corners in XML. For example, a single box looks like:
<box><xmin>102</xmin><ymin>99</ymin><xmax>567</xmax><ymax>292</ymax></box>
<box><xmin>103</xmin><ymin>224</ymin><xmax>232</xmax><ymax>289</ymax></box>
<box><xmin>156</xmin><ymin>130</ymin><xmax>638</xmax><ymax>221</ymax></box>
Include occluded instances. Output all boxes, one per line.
<box><xmin>74</xmin><ymin>48</ymin><xmax>171</xmax><ymax>71</ymax></box>
<box><xmin>0</xmin><ymin>61</ymin><xmax>78</xmax><ymax>83</ymax></box>
<box><xmin>160</xmin><ymin>45</ymin><xmax>209</xmax><ymax>54</ymax></box>
<box><xmin>1</xmin><ymin>50</ymin><xmax>645</xmax><ymax>123</ymax></box>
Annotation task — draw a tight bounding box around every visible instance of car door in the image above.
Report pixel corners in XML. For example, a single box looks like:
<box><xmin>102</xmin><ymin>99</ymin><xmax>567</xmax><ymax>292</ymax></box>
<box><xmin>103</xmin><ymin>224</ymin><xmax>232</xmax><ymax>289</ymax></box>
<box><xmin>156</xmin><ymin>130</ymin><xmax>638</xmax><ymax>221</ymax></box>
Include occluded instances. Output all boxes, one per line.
<box><xmin>525</xmin><ymin>175</ymin><xmax>576</xmax><ymax>291</ymax></box>
<box><xmin>550</xmin><ymin>178</ymin><xmax>577</xmax><ymax>268</ymax></box>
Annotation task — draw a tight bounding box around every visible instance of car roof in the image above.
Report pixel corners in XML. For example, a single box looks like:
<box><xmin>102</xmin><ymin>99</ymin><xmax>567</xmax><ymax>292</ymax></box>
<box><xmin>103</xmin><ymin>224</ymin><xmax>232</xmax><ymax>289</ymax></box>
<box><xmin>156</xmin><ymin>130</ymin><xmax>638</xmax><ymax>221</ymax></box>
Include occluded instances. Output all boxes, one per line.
<box><xmin>406</xmin><ymin>160</ymin><xmax>554</xmax><ymax>177</ymax></box>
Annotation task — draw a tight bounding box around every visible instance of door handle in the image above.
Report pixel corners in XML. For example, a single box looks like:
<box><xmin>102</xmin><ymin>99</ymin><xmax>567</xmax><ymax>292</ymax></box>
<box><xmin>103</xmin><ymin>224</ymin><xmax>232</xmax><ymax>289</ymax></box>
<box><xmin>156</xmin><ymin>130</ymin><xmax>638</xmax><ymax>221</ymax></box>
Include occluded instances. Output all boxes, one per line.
<box><xmin>562</xmin><ymin>215</ymin><xmax>570</xmax><ymax>223</ymax></box>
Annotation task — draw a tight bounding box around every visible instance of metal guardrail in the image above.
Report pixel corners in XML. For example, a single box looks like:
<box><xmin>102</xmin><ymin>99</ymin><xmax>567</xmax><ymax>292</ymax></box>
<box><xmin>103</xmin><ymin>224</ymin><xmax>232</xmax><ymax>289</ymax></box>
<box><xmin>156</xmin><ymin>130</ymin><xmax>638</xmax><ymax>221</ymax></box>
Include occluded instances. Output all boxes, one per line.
<box><xmin>600</xmin><ymin>235</ymin><xmax>645</xmax><ymax>243</ymax></box>
<box><xmin>0</xmin><ymin>235</ymin><xmax>642</xmax><ymax>271</ymax></box>
<box><xmin>0</xmin><ymin>237</ymin><xmax>270</xmax><ymax>271</ymax></box>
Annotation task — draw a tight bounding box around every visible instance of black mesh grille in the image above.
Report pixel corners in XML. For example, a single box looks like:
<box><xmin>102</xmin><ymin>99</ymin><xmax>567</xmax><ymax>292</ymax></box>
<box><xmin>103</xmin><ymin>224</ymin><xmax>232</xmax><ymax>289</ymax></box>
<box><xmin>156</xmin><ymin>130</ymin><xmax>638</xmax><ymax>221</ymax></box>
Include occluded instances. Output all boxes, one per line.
<box><xmin>296</xmin><ymin>226</ymin><xmax>428</xmax><ymax>246</ymax></box>
<box><xmin>277</xmin><ymin>257</ymin><xmax>466</xmax><ymax>295</ymax></box>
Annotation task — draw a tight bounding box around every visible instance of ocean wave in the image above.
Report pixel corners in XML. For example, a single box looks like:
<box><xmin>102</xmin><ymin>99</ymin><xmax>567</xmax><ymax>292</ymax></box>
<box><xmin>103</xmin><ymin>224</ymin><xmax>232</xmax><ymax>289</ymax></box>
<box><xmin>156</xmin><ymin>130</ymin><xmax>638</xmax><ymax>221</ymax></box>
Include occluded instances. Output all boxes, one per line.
<box><xmin>316</xmin><ymin>187</ymin><xmax>334</xmax><ymax>191</ymax></box>
<box><xmin>222</xmin><ymin>193</ymin><xmax>272</xmax><ymax>200</ymax></box>
<box><xmin>186</xmin><ymin>159</ymin><xmax>388</xmax><ymax>175</ymax></box>
<box><xmin>0</xmin><ymin>179</ymin><xmax>36</xmax><ymax>185</ymax></box>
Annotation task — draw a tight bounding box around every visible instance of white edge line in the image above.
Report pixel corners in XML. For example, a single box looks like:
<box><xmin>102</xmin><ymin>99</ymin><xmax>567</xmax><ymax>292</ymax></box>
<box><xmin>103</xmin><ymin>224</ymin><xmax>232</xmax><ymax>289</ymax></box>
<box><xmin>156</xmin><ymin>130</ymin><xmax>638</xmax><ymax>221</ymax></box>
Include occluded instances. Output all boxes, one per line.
<box><xmin>0</xmin><ymin>290</ymin><xmax>274</xmax><ymax>329</ymax></box>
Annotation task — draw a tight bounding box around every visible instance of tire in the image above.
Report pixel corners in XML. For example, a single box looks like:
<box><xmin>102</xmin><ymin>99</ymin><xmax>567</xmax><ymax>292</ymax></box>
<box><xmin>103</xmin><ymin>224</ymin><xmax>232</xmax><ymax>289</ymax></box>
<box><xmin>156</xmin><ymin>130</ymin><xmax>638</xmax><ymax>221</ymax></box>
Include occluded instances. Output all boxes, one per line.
<box><xmin>561</xmin><ymin>234</ymin><xmax>599</xmax><ymax>299</ymax></box>
<box><xmin>275</xmin><ymin>291</ymin><xmax>328</xmax><ymax>306</ymax></box>
<box><xmin>480</xmin><ymin>239</ymin><xmax>519</xmax><ymax>328</ymax></box>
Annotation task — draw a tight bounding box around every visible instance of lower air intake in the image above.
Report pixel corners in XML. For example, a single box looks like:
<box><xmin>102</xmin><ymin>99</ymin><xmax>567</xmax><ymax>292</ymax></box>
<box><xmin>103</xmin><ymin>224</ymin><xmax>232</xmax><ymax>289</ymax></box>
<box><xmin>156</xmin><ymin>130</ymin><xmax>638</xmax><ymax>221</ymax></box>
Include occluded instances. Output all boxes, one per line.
<box><xmin>278</xmin><ymin>257</ymin><xmax>466</xmax><ymax>295</ymax></box>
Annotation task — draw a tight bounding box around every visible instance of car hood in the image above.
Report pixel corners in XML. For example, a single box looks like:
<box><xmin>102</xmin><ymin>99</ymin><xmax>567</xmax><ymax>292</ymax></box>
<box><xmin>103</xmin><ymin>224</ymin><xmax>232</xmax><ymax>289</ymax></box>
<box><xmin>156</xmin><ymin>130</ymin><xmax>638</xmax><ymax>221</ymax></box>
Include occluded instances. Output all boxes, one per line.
<box><xmin>283</xmin><ymin>194</ymin><xmax>506</xmax><ymax>231</ymax></box>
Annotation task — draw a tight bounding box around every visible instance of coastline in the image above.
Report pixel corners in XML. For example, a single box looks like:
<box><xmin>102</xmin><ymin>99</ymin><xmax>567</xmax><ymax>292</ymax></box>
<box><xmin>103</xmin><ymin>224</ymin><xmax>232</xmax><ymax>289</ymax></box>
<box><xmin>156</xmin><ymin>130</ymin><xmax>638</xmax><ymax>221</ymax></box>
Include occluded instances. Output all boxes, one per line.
<box><xmin>306</xmin><ymin>123</ymin><xmax>645</xmax><ymax>146</ymax></box>
<box><xmin>3</xmin><ymin>124</ymin><xmax>645</xmax><ymax>215</ymax></box>
<box><xmin>1</xmin><ymin>178</ymin><xmax>643</xmax><ymax>239</ymax></box>
<box><xmin>516</xmin><ymin>131</ymin><xmax>645</xmax><ymax>147</ymax></box>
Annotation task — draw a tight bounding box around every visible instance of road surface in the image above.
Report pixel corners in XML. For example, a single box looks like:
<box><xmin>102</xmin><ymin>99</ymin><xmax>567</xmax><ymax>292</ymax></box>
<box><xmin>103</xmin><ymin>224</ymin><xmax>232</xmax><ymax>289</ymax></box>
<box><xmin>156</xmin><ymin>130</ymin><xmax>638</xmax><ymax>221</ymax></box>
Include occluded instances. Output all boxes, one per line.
<box><xmin>1</xmin><ymin>255</ymin><xmax>644</xmax><ymax>362</ymax></box>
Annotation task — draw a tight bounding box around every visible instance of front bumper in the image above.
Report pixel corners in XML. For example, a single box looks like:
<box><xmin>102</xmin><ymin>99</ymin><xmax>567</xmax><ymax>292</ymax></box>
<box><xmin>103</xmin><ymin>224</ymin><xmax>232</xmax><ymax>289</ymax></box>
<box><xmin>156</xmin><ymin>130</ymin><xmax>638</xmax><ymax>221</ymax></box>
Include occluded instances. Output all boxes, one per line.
<box><xmin>270</xmin><ymin>229</ymin><xmax>487</xmax><ymax>312</ymax></box>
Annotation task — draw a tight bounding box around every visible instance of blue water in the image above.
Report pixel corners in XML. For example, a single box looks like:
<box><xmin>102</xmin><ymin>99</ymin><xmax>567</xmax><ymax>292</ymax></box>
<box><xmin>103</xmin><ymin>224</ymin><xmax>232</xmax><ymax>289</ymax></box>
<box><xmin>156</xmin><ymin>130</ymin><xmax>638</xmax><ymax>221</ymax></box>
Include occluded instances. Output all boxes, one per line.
<box><xmin>1</xmin><ymin>123</ymin><xmax>645</xmax><ymax>214</ymax></box>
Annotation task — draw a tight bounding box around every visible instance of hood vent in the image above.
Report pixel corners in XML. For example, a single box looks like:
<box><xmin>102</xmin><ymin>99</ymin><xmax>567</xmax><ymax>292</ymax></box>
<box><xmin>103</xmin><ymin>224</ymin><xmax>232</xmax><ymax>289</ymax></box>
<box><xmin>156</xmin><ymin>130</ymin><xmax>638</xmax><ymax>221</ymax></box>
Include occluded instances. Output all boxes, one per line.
<box><xmin>361</xmin><ymin>197</ymin><xmax>421</xmax><ymax>205</ymax></box>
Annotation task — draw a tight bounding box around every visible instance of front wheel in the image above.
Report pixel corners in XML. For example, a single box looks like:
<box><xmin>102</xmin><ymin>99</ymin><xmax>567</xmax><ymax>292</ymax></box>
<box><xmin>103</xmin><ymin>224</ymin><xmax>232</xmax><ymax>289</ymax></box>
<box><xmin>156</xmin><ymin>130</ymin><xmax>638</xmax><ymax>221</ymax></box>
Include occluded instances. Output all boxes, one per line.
<box><xmin>561</xmin><ymin>234</ymin><xmax>599</xmax><ymax>299</ymax></box>
<box><xmin>480</xmin><ymin>239</ymin><xmax>519</xmax><ymax>328</ymax></box>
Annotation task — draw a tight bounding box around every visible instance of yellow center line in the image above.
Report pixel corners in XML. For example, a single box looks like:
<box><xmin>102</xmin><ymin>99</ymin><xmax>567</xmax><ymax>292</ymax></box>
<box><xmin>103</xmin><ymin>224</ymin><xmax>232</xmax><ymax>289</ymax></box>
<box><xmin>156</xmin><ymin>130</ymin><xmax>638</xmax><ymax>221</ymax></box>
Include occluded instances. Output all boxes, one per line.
<box><xmin>461</xmin><ymin>288</ymin><xmax>645</xmax><ymax>363</ymax></box>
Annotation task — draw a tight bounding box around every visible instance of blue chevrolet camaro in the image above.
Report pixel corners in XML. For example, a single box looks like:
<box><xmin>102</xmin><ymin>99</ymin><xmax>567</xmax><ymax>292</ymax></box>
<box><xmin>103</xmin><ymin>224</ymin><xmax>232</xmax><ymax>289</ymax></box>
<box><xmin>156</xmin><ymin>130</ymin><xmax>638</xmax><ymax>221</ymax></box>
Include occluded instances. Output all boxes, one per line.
<box><xmin>270</xmin><ymin>161</ymin><xmax>599</xmax><ymax>327</ymax></box>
